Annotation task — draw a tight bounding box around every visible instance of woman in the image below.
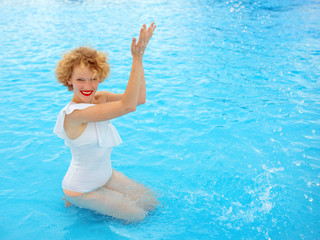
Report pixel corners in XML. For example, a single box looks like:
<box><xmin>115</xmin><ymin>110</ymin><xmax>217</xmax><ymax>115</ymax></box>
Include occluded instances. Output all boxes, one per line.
<box><xmin>53</xmin><ymin>23</ymin><xmax>158</xmax><ymax>222</ymax></box>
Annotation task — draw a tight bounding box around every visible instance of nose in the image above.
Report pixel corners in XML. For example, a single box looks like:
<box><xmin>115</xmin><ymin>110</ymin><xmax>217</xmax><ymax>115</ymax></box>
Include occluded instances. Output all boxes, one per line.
<box><xmin>84</xmin><ymin>80</ymin><xmax>92</xmax><ymax>89</ymax></box>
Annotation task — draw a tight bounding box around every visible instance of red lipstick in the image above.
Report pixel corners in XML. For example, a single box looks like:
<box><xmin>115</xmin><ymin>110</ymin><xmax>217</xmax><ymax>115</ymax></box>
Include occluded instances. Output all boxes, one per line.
<box><xmin>80</xmin><ymin>90</ymin><xmax>93</xmax><ymax>96</ymax></box>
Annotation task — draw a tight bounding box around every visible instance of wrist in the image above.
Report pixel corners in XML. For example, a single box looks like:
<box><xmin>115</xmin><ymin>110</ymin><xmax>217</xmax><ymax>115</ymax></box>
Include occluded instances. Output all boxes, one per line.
<box><xmin>132</xmin><ymin>56</ymin><xmax>143</xmax><ymax>62</ymax></box>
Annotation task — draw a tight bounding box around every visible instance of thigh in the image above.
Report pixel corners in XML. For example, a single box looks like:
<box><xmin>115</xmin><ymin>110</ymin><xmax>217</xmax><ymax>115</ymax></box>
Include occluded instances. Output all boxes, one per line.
<box><xmin>65</xmin><ymin>187</ymin><xmax>146</xmax><ymax>222</ymax></box>
<box><xmin>104</xmin><ymin>170</ymin><xmax>159</xmax><ymax>210</ymax></box>
<box><xmin>104</xmin><ymin>170</ymin><xmax>148</xmax><ymax>194</ymax></box>
<box><xmin>105</xmin><ymin>170</ymin><xmax>135</xmax><ymax>188</ymax></box>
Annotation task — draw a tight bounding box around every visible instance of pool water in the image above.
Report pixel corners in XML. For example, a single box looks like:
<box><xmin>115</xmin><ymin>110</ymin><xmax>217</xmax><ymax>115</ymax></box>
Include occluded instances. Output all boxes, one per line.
<box><xmin>0</xmin><ymin>0</ymin><xmax>319</xmax><ymax>239</ymax></box>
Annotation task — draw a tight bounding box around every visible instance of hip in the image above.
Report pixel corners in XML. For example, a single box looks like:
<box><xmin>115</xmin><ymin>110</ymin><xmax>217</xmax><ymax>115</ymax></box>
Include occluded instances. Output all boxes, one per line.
<box><xmin>62</xmin><ymin>167</ymin><xmax>113</xmax><ymax>196</ymax></box>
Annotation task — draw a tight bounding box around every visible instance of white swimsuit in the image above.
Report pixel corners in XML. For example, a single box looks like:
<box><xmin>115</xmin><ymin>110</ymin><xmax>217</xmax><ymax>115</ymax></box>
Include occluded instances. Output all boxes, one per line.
<box><xmin>53</xmin><ymin>102</ymin><xmax>122</xmax><ymax>193</ymax></box>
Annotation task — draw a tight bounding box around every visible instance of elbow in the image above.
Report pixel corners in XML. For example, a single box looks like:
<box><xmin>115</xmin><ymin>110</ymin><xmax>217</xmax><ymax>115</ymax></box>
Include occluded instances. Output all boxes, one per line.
<box><xmin>130</xmin><ymin>106</ymin><xmax>137</xmax><ymax>112</ymax></box>
<box><xmin>121</xmin><ymin>100</ymin><xmax>137</xmax><ymax>113</ymax></box>
<box><xmin>138</xmin><ymin>99</ymin><xmax>146</xmax><ymax>106</ymax></box>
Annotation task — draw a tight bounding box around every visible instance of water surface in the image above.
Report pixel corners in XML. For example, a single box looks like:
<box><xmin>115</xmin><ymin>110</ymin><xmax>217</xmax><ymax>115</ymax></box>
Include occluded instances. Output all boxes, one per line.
<box><xmin>0</xmin><ymin>0</ymin><xmax>319</xmax><ymax>239</ymax></box>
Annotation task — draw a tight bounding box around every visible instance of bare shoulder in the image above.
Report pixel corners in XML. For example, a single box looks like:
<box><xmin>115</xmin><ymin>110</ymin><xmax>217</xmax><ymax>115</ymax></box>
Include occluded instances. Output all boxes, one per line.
<box><xmin>94</xmin><ymin>91</ymin><xmax>123</xmax><ymax>104</ymax></box>
<box><xmin>94</xmin><ymin>91</ymin><xmax>108</xmax><ymax>104</ymax></box>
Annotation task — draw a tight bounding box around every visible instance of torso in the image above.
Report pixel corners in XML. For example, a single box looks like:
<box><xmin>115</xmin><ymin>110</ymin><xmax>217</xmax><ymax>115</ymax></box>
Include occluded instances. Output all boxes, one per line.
<box><xmin>63</xmin><ymin>116</ymin><xmax>87</xmax><ymax>197</ymax></box>
<box><xmin>62</xmin><ymin>102</ymin><xmax>92</xmax><ymax>197</ymax></box>
<box><xmin>61</xmin><ymin>96</ymin><xmax>113</xmax><ymax>197</ymax></box>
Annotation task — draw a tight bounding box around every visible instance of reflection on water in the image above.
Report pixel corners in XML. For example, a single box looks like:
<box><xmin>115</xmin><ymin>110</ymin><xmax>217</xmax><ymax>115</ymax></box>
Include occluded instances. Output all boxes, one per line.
<box><xmin>0</xmin><ymin>0</ymin><xmax>319</xmax><ymax>239</ymax></box>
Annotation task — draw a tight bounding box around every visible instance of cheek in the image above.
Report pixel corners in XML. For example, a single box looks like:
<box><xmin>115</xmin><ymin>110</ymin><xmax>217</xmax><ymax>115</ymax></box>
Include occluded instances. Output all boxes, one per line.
<box><xmin>73</xmin><ymin>81</ymin><xmax>83</xmax><ymax>88</ymax></box>
<box><xmin>93</xmin><ymin>82</ymin><xmax>100</xmax><ymax>90</ymax></box>
<box><xmin>69</xmin><ymin>79</ymin><xmax>78</xmax><ymax>88</ymax></box>
<box><xmin>72</xmin><ymin>82</ymin><xmax>79</xmax><ymax>89</ymax></box>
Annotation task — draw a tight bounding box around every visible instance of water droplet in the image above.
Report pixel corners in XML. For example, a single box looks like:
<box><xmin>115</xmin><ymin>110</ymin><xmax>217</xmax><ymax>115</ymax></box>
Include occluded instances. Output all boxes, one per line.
<box><xmin>227</xmin><ymin>206</ymin><xmax>232</xmax><ymax>214</ymax></box>
<box><xmin>294</xmin><ymin>162</ymin><xmax>301</xmax><ymax>167</ymax></box>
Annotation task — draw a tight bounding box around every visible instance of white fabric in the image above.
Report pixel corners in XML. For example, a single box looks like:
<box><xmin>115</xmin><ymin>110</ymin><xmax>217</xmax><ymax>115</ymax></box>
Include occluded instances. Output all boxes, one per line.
<box><xmin>53</xmin><ymin>102</ymin><xmax>122</xmax><ymax>193</ymax></box>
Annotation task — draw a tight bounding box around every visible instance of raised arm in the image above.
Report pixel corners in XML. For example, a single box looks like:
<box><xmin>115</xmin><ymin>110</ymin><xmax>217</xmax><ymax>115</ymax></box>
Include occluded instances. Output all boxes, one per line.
<box><xmin>137</xmin><ymin>65</ymin><xmax>146</xmax><ymax>105</ymax></box>
<box><xmin>67</xmin><ymin>23</ymin><xmax>156</xmax><ymax>123</ymax></box>
<box><xmin>95</xmin><ymin>65</ymin><xmax>146</xmax><ymax>106</ymax></box>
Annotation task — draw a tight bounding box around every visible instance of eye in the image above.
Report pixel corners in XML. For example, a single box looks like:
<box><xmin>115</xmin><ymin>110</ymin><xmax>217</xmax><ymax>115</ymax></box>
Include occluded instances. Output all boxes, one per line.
<box><xmin>77</xmin><ymin>78</ymin><xmax>84</xmax><ymax>82</ymax></box>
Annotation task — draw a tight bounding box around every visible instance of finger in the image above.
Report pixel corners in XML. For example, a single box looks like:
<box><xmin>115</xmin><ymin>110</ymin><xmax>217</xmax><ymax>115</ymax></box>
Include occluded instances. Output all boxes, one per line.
<box><xmin>148</xmin><ymin>23</ymin><xmax>156</xmax><ymax>34</ymax></box>
<box><xmin>131</xmin><ymin>37</ymin><xmax>137</xmax><ymax>50</ymax></box>
<box><xmin>142</xmin><ymin>24</ymin><xmax>147</xmax><ymax>39</ymax></box>
<box><xmin>138</xmin><ymin>25</ymin><xmax>145</xmax><ymax>44</ymax></box>
<box><xmin>149</xmin><ymin>22</ymin><xmax>155</xmax><ymax>30</ymax></box>
<box><xmin>146</xmin><ymin>23</ymin><xmax>156</xmax><ymax>40</ymax></box>
<box><xmin>150</xmin><ymin>22</ymin><xmax>156</xmax><ymax>30</ymax></box>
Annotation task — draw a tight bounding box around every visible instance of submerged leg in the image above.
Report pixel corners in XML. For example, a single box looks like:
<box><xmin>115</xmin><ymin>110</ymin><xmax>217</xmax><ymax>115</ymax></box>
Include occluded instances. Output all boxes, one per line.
<box><xmin>65</xmin><ymin>187</ymin><xmax>146</xmax><ymax>223</ymax></box>
<box><xmin>104</xmin><ymin>170</ymin><xmax>159</xmax><ymax>211</ymax></box>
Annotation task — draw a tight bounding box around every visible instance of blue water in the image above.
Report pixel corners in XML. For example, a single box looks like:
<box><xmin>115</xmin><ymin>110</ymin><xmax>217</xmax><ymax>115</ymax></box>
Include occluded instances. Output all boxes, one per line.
<box><xmin>1</xmin><ymin>0</ymin><xmax>319</xmax><ymax>239</ymax></box>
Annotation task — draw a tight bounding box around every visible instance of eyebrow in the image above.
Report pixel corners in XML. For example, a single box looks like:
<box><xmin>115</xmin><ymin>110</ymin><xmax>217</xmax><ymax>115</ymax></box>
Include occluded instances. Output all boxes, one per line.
<box><xmin>76</xmin><ymin>77</ymin><xmax>97</xmax><ymax>81</ymax></box>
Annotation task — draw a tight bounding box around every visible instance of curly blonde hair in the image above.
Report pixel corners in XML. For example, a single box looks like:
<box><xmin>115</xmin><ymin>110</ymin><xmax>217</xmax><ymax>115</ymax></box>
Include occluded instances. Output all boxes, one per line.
<box><xmin>55</xmin><ymin>47</ymin><xmax>110</xmax><ymax>91</ymax></box>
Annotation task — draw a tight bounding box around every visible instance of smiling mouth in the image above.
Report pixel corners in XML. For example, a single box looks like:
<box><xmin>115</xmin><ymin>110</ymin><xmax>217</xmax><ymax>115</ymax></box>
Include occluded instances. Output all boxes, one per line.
<box><xmin>80</xmin><ymin>90</ymin><xmax>93</xmax><ymax>96</ymax></box>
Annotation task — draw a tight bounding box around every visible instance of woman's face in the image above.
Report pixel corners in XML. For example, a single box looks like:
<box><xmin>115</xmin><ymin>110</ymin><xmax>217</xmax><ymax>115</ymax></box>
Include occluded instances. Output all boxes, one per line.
<box><xmin>68</xmin><ymin>64</ymin><xmax>99</xmax><ymax>103</ymax></box>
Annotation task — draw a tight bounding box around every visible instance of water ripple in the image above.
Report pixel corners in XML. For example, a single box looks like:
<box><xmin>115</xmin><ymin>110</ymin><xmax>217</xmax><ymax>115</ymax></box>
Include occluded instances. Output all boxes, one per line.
<box><xmin>0</xmin><ymin>0</ymin><xmax>319</xmax><ymax>239</ymax></box>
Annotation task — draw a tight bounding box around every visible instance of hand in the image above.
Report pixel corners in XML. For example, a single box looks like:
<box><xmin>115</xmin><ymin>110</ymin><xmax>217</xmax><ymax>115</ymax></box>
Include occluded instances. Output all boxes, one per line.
<box><xmin>131</xmin><ymin>22</ymin><xmax>156</xmax><ymax>59</ymax></box>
